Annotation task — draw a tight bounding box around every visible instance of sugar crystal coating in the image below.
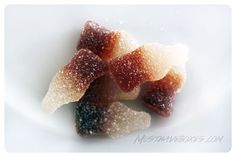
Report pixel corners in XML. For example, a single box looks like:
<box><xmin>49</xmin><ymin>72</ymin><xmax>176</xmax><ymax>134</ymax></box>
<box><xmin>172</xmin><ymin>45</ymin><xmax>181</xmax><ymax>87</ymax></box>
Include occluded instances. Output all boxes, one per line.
<box><xmin>74</xmin><ymin>74</ymin><xmax>144</xmax><ymax>137</ymax></box>
<box><xmin>75</xmin><ymin>100</ymin><xmax>151</xmax><ymax>138</ymax></box>
<box><xmin>142</xmin><ymin>69</ymin><xmax>184</xmax><ymax>117</ymax></box>
<box><xmin>106</xmin><ymin>102</ymin><xmax>151</xmax><ymax>138</ymax></box>
<box><xmin>109</xmin><ymin>43</ymin><xmax>188</xmax><ymax>92</ymax></box>
<box><xmin>111</xmin><ymin>30</ymin><xmax>138</xmax><ymax>59</ymax></box>
<box><xmin>77</xmin><ymin>21</ymin><xmax>116</xmax><ymax>61</ymax></box>
<box><xmin>42</xmin><ymin>20</ymin><xmax>189</xmax><ymax>138</ymax></box>
<box><xmin>77</xmin><ymin>21</ymin><xmax>137</xmax><ymax>61</ymax></box>
<box><xmin>109</xmin><ymin>48</ymin><xmax>151</xmax><ymax>92</ymax></box>
<box><xmin>42</xmin><ymin>49</ymin><xmax>108</xmax><ymax>113</ymax></box>
<box><xmin>75</xmin><ymin>101</ymin><xmax>110</xmax><ymax>136</ymax></box>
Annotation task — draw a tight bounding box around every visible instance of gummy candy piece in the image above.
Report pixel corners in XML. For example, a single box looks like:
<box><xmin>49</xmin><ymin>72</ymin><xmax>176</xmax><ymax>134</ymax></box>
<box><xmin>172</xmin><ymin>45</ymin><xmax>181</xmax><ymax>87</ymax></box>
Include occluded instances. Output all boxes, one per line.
<box><xmin>106</xmin><ymin>102</ymin><xmax>151</xmax><ymax>138</ymax></box>
<box><xmin>75</xmin><ymin>101</ymin><xmax>151</xmax><ymax>138</ymax></box>
<box><xmin>42</xmin><ymin>49</ymin><xmax>108</xmax><ymax>113</ymax></box>
<box><xmin>112</xmin><ymin>31</ymin><xmax>138</xmax><ymax>61</ymax></box>
<box><xmin>81</xmin><ymin>74</ymin><xmax>140</xmax><ymax>103</ymax></box>
<box><xmin>109</xmin><ymin>43</ymin><xmax>188</xmax><ymax>92</ymax></box>
<box><xmin>142</xmin><ymin>69</ymin><xmax>185</xmax><ymax>117</ymax></box>
<box><xmin>77</xmin><ymin>21</ymin><xmax>137</xmax><ymax>61</ymax></box>
<box><xmin>74</xmin><ymin>74</ymin><xmax>141</xmax><ymax>137</ymax></box>
<box><xmin>75</xmin><ymin>101</ymin><xmax>109</xmax><ymax>136</ymax></box>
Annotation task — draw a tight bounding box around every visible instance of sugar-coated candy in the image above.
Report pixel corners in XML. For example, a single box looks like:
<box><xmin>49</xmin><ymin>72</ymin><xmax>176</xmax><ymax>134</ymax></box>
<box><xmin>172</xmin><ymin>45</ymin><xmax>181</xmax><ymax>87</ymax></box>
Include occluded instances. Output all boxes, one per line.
<box><xmin>42</xmin><ymin>20</ymin><xmax>189</xmax><ymax>139</ymax></box>
<box><xmin>109</xmin><ymin>43</ymin><xmax>188</xmax><ymax>92</ymax></box>
<box><xmin>75</xmin><ymin>101</ymin><xmax>151</xmax><ymax>138</ymax></box>
<box><xmin>142</xmin><ymin>69</ymin><xmax>185</xmax><ymax>117</ymax></box>
<box><xmin>77</xmin><ymin>21</ymin><xmax>137</xmax><ymax>61</ymax></box>
<box><xmin>75</xmin><ymin>101</ymin><xmax>109</xmax><ymax>136</ymax></box>
<box><xmin>42</xmin><ymin>49</ymin><xmax>108</xmax><ymax>113</ymax></box>
<box><xmin>106</xmin><ymin>102</ymin><xmax>151</xmax><ymax>138</ymax></box>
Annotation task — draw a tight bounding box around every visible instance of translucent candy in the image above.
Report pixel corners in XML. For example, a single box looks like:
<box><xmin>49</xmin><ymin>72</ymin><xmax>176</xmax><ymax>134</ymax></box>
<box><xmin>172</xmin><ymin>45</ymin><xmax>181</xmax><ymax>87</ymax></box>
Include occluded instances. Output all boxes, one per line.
<box><xmin>142</xmin><ymin>69</ymin><xmax>185</xmax><ymax>117</ymax></box>
<box><xmin>77</xmin><ymin>21</ymin><xmax>137</xmax><ymax>61</ymax></box>
<box><xmin>112</xmin><ymin>30</ymin><xmax>138</xmax><ymax>60</ymax></box>
<box><xmin>109</xmin><ymin>43</ymin><xmax>188</xmax><ymax>92</ymax></box>
<box><xmin>42</xmin><ymin>20</ymin><xmax>189</xmax><ymax>138</ymax></box>
<box><xmin>107</xmin><ymin>102</ymin><xmax>151</xmax><ymax>138</ymax></box>
<box><xmin>42</xmin><ymin>49</ymin><xmax>108</xmax><ymax>113</ymax></box>
<box><xmin>75</xmin><ymin>101</ymin><xmax>151</xmax><ymax>138</ymax></box>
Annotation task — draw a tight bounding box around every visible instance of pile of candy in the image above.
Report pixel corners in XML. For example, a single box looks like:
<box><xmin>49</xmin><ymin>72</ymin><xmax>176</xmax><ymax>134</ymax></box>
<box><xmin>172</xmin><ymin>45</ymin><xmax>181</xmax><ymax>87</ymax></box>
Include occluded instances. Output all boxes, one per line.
<box><xmin>42</xmin><ymin>21</ymin><xmax>188</xmax><ymax>138</ymax></box>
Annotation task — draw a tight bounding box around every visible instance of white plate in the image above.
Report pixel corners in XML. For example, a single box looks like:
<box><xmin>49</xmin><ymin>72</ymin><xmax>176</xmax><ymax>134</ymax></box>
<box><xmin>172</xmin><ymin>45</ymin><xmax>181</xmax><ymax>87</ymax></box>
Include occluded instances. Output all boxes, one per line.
<box><xmin>5</xmin><ymin>5</ymin><xmax>231</xmax><ymax>152</ymax></box>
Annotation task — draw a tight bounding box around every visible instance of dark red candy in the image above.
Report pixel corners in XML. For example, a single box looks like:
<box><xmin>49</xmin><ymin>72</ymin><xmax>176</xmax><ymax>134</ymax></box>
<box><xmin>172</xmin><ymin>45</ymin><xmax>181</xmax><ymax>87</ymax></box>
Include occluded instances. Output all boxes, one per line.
<box><xmin>77</xmin><ymin>21</ymin><xmax>117</xmax><ymax>61</ymax></box>
<box><xmin>142</xmin><ymin>70</ymin><xmax>183</xmax><ymax>117</ymax></box>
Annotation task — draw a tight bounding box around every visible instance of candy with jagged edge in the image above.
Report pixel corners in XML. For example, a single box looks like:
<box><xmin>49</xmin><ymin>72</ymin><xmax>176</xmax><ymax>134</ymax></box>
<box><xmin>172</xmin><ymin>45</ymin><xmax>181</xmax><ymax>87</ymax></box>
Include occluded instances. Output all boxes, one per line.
<box><xmin>77</xmin><ymin>21</ymin><xmax>137</xmax><ymax>61</ymax></box>
<box><xmin>106</xmin><ymin>102</ymin><xmax>151</xmax><ymax>138</ymax></box>
<box><xmin>109</xmin><ymin>43</ymin><xmax>188</xmax><ymax>92</ymax></box>
<box><xmin>75</xmin><ymin>74</ymin><xmax>143</xmax><ymax>137</ymax></box>
<box><xmin>142</xmin><ymin>68</ymin><xmax>185</xmax><ymax>117</ymax></box>
<box><xmin>42</xmin><ymin>49</ymin><xmax>108</xmax><ymax>113</ymax></box>
<box><xmin>75</xmin><ymin>101</ymin><xmax>151</xmax><ymax>138</ymax></box>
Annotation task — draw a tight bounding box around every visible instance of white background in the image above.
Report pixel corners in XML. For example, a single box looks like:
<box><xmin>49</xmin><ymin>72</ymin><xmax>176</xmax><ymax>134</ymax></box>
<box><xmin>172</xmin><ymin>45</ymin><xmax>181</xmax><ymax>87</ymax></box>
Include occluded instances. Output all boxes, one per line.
<box><xmin>4</xmin><ymin>4</ymin><xmax>232</xmax><ymax>152</ymax></box>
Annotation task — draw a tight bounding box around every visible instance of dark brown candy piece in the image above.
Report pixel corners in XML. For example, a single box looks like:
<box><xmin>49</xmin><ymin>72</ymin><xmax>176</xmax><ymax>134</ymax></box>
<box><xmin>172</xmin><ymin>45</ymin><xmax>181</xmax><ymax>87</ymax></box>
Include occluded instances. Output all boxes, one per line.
<box><xmin>77</xmin><ymin>21</ymin><xmax>117</xmax><ymax>61</ymax></box>
<box><xmin>75</xmin><ymin>74</ymin><xmax>147</xmax><ymax>138</ymax></box>
<box><xmin>109</xmin><ymin>43</ymin><xmax>176</xmax><ymax>92</ymax></box>
<box><xmin>109</xmin><ymin>48</ymin><xmax>151</xmax><ymax>92</ymax></box>
<box><xmin>75</xmin><ymin>100</ymin><xmax>151</xmax><ymax>138</ymax></box>
<box><xmin>109</xmin><ymin>43</ymin><xmax>188</xmax><ymax>92</ymax></box>
<box><xmin>77</xmin><ymin>21</ymin><xmax>137</xmax><ymax>61</ymax></box>
<box><xmin>75</xmin><ymin>101</ymin><xmax>110</xmax><ymax>136</ymax></box>
<box><xmin>142</xmin><ymin>69</ymin><xmax>184</xmax><ymax>117</ymax></box>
